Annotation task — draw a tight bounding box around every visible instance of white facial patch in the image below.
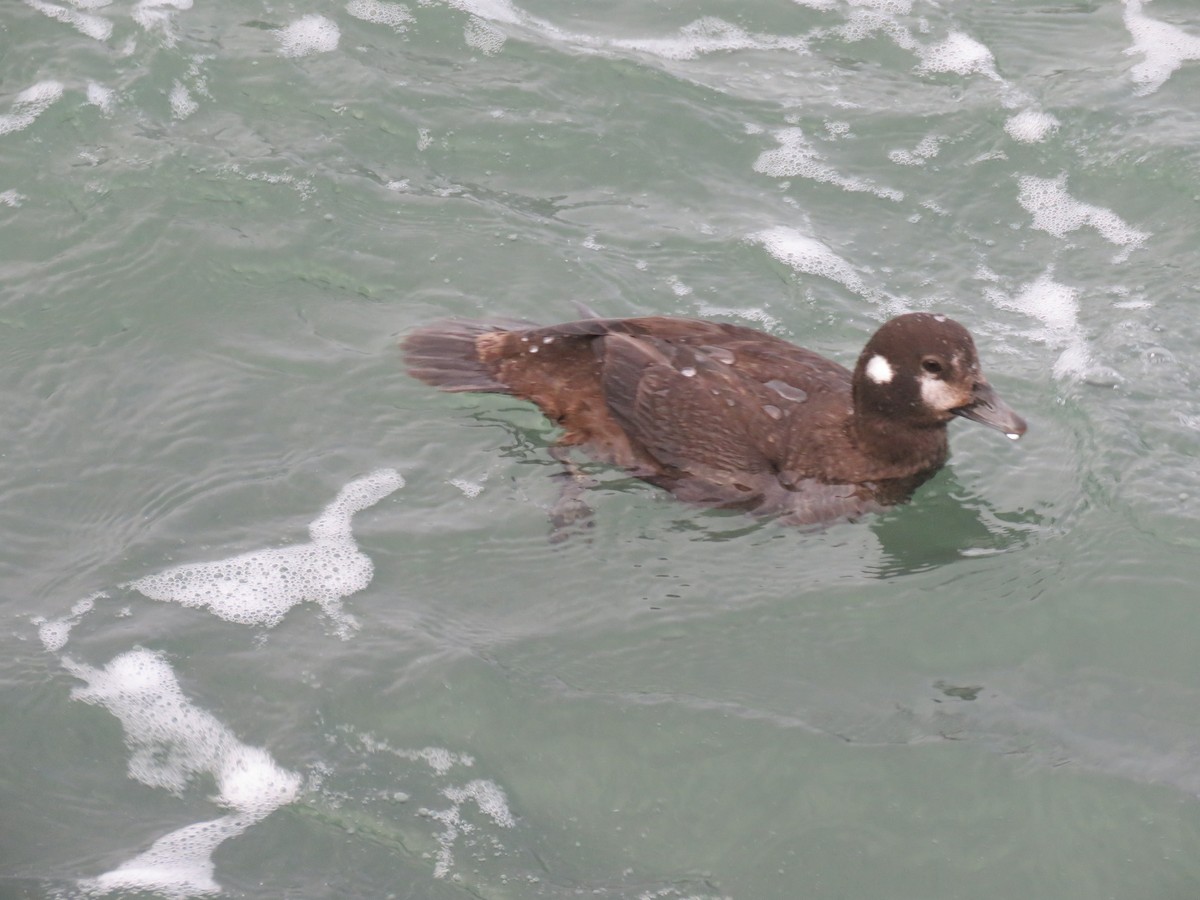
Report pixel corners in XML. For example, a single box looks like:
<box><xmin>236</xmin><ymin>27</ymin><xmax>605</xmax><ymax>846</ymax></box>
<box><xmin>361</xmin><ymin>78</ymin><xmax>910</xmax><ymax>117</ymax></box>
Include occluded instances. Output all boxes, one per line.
<box><xmin>919</xmin><ymin>372</ymin><xmax>962</xmax><ymax>411</ymax></box>
<box><xmin>865</xmin><ymin>354</ymin><xmax>894</xmax><ymax>384</ymax></box>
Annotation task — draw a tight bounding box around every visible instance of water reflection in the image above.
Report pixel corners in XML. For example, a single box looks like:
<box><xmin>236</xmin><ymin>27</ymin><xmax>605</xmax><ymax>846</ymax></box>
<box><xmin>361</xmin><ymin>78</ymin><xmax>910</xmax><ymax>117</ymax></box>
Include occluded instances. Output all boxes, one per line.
<box><xmin>869</xmin><ymin>468</ymin><xmax>1045</xmax><ymax>578</ymax></box>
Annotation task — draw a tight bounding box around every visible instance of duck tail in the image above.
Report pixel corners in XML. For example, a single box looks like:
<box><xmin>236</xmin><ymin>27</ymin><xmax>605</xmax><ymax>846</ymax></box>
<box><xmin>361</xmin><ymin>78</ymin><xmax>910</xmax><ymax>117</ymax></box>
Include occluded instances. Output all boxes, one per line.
<box><xmin>402</xmin><ymin>319</ymin><xmax>517</xmax><ymax>393</ymax></box>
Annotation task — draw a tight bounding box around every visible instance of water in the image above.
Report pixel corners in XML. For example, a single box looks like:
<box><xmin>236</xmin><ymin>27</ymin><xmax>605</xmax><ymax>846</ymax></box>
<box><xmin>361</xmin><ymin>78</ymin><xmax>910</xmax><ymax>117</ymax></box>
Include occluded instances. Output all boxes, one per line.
<box><xmin>3</xmin><ymin>0</ymin><xmax>1200</xmax><ymax>897</ymax></box>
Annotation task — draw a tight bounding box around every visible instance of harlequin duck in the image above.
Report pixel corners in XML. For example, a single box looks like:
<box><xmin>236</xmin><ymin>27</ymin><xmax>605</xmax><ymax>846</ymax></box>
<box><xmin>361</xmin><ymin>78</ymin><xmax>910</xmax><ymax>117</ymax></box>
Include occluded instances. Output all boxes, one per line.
<box><xmin>403</xmin><ymin>312</ymin><xmax>1026</xmax><ymax>527</ymax></box>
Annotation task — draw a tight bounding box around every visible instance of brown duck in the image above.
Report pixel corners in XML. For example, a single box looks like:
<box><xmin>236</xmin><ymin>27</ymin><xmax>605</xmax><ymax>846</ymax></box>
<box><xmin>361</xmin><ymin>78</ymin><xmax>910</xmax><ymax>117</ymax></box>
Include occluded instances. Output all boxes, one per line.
<box><xmin>403</xmin><ymin>312</ymin><xmax>1026</xmax><ymax>527</ymax></box>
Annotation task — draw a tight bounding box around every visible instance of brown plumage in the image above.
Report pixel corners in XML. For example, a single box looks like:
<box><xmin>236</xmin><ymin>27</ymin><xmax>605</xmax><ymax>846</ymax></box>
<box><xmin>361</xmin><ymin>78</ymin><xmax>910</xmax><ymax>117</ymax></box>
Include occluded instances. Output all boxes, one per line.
<box><xmin>402</xmin><ymin>313</ymin><xmax>1026</xmax><ymax>527</ymax></box>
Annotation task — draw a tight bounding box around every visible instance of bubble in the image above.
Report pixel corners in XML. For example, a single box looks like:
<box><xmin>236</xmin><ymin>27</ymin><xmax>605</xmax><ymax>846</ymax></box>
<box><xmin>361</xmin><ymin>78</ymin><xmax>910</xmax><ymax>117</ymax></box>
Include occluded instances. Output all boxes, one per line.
<box><xmin>1123</xmin><ymin>0</ymin><xmax>1200</xmax><ymax>95</ymax></box>
<box><xmin>86</xmin><ymin>81</ymin><xmax>115</xmax><ymax>113</ymax></box>
<box><xmin>464</xmin><ymin>16</ymin><xmax>506</xmax><ymax>54</ymax></box>
<box><xmin>0</xmin><ymin>80</ymin><xmax>64</xmax><ymax>137</ymax></box>
<box><xmin>132</xmin><ymin>0</ymin><xmax>193</xmax><ymax>46</ymax></box>
<box><xmin>67</xmin><ymin>649</ymin><xmax>302</xmax><ymax>897</ymax></box>
<box><xmin>25</xmin><ymin>0</ymin><xmax>113</xmax><ymax>41</ymax></box>
<box><xmin>169</xmin><ymin>81</ymin><xmax>197</xmax><ymax>119</ymax></box>
<box><xmin>985</xmin><ymin>270</ymin><xmax>1098</xmax><ymax>382</ymax></box>
<box><xmin>128</xmin><ymin>470</ymin><xmax>403</xmax><ymax>637</ymax></box>
<box><xmin>34</xmin><ymin>593</ymin><xmax>102</xmax><ymax>652</ymax></box>
<box><xmin>1017</xmin><ymin>175</ymin><xmax>1149</xmax><ymax>259</ymax></box>
<box><xmin>67</xmin><ymin>649</ymin><xmax>303</xmax><ymax>812</ymax></box>
<box><xmin>679</xmin><ymin>367</ymin><xmax>697</xmax><ymax>378</ymax></box>
<box><xmin>611</xmin><ymin>16</ymin><xmax>808</xmax><ymax>61</ymax></box>
<box><xmin>449</xmin><ymin>477</ymin><xmax>485</xmax><ymax>498</ymax></box>
<box><xmin>346</xmin><ymin>0</ymin><xmax>413</xmax><ymax>31</ymax></box>
<box><xmin>917</xmin><ymin>32</ymin><xmax>999</xmax><ymax>79</ymax></box>
<box><xmin>1004</xmin><ymin>108</ymin><xmax>1060</xmax><ymax>144</ymax></box>
<box><xmin>749</xmin><ymin>226</ymin><xmax>869</xmax><ymax>297</ymax></box>
<box><xmin>754</xmin><ymin>129</ymin><xmax>903</xmax><ymax>202</ymax></box>
<box><xmin>276</xmin><ymin>14</ymin><xmax>340</xmax><ymax>57</ymax></box>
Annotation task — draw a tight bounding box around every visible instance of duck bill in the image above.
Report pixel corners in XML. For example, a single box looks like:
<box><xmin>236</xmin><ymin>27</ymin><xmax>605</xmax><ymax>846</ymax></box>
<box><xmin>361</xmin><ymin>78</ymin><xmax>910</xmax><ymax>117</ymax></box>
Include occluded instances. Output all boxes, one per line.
<box><xmin>952</xmin><ymin>382</ymin><xmax>1027</xmax><ymax>438</ymax></box>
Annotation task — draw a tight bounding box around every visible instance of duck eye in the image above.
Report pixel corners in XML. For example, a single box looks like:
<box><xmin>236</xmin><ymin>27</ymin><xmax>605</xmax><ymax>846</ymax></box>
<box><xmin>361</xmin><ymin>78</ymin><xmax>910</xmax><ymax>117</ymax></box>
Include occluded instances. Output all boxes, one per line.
<box><xmin>921</xmin><ymin>358</ymin><xmax>943</xmax><ymax>375</ymax></box>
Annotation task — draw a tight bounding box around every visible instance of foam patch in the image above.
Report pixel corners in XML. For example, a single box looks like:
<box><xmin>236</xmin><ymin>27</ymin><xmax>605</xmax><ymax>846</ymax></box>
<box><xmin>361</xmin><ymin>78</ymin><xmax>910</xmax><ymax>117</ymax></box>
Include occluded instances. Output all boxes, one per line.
<box><xmin>463</xmin><ymin>16</ymin><xmax>506</xmax><ymax>54</ymax></box>
<box><xmin>169</xmin><ymin>81</ymin><xmax>197</xmax><ymax>119</ymax></box>
<box><xmin>132</xmin><ymin>0</ymin><xmax>193</xmax><ymax>46</ymax></box>
<box><xmin>754</xmin><ymin>127</ymin><xmax>903</xmax><ymax>202</ymax></box>
<box><xmin>985</xmin><ymin>270</ymin><xmax>1107</xmax><ymax>382</ymax></box>
<box><xmin>694</xmin><ymin>304</ymin><xmax>781</xmax><ymax>331</ymax></box>
<box><xmin>24</xmin><ymin>0</ymin><xmax>113</xmax><ymax>41</ymax></box>
<box><xmin>750</xmin><ymin>226</ymin><xmax>869</xmax><ymax>297</ymax></box>
<box><xmin>66</xmin><ymin>649</ymin><xmax>303</xmax><ymax>896</ymax></box>
<box><xmin>81</xmin><ymin>815</ymin><xmax>245</xmax><ymax>897</ymax></box>
<box><xmin>127</xmin><ymin>469</ymin><xmax>403</xmax><ymax>638</ymax></box>
<box><xmin>888</xmin><ymin>134</ymin><xmax>945</xmax><ymax>166</ymax></box>
<box><xmin>346</xmin><ymin>0</ymin><xmax>414</xmax><ymax>31</ymax></box>
<box><xmin>1017</xmin><ymin>174</ymin><xmax>1149</xmax><ymax>262</ymax></box>
<box><xmin>1123</xmin><ymin>0</ymin><xmax>1200</xmax><ymax>95</ymax></box>
<box><xmin>276</xmin><ymin>14</ymin><xmax>341</xmax><ymax>57</ymax></box>
<box><xmin>1005</xmin><ymin>108</ymin><xmax>1059</xmax><ymax>144</ymax></box>
<box><xmin>423</xmin><ymin>779</ymin><xmax>515</xmax><ymax>879</ymax></box>
<box><xmin>34</xmin><ymin>593</ymin><xmax>103</xmax><ymax>653</ymax></box>
<box><xmin>0</xmin><ymin>80</ymin><xmax>64</xmax><ymax>137</ymax></box>
<box><xmin>611</xmin><ymin>17</ymin><xmax>809</xmax><ymax>61</ymax></box>
<box><xmin>917</xmin><ymin>32</ymin><xmax>999</xmax><ymax>78</ymax></box>
<box><xmin>434</xmin><ymin>0</ymin><xmax>523</xmax><ymax>27</ymax></box>
<box><xmin>86</xmin><ymin>81</ymin><xmax>115</xmax><ymax>114</ymax></box>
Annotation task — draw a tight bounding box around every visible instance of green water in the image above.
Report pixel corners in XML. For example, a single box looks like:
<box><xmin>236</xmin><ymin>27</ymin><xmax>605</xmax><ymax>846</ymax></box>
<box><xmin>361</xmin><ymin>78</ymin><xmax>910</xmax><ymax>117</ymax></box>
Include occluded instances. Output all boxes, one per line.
<box><xmin>3</xmin><ymin>1</ymin><xmax>1200</xmax><ymax>897</ymax></box>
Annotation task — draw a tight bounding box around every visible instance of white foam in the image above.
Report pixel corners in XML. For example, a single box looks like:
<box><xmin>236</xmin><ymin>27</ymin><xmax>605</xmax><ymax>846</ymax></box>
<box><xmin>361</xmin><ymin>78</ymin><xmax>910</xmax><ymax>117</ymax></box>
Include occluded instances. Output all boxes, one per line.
<box><xmin>917</xmin><ymin>31</ymin><xmax>999</xmax><ymax>79</ymax></box>
<box><xmin>1123</xmin><ymin>0</ymin><xmax>1200</xmax><ymax>95</ymax></box>
<box><xmin>838</xmin><ymin>4</ymin><xmax>919</xmax><ymax>52</ymax></box>
<box><xmin>667</xmin><ymin>275</ymin><xmax>693</xmax><ymax>297</ymax></box>
<box><xmin>34</xmin><ymin>593</ymin><xmax>102</xmax><ymax>652</ymax></box>
<box><xmin>424</xmin><ymin>1</ymin><xmax>819</xmax><ymax>64</ymax></box>
<box><xmin>66</xmin><ymin>648</ymin><xmax>302</xmax><ymax>896</ymax></box>
<box><xmin>463</xmin><ymin>15</ymin><xmax>506</xmax><ymax>54</ymax></box>
<box><xmin>346</xmin><ymin>0</ymin><xmax>413</xmax><ymax>31</ymax></box>
<box><xmin>0</xmin><ymin>189</ymin><xmax>26</xmax><ymax>208</ymax></box>
<box><xmin>997</xmin><ymin>270</ymin><xmax>1080</xmax><ymax>336</ymax></box>
<box><xmin>86</xmin><ymin>81</ymin><xmax>115</xmax><ymax>113</ymax></box>
<box><xmin>848</xmin><ymin>0</ymin><xmax>913</xmax><ymax>10</ymax></box>
<box><xmin>449</xmin><ymin>477</ymin><xmax>485</xmax><ymax>498</ymax></box>
<box><xmin>1017</xmin><ymin>174</ymin><xmax>1149</xmax><ymax>261</ymax></box>
<box><xmin>127</xmin><ymin>469</ymin><xmax>403</xmax><ymax>638</ymax></box>
<box><xmin>277</xmin><ymin>14</ymin><xmax>341</xmax><ymax>57</ymax></box>
<box><xmin>66</xmin><ymin>649</ymin><xmax>304</xmax><ymax>811</ymax></box>
<box><xmin>611</xmin><ymin>17</ymin><xmax>808</xmax><ymax>61</ymax></box>
<box><xmin>696</xmin><ymin>305</ymin><xmax>780</xmax><ymax>332</ymax></box>
<box><xmin>985</xmin><ymin>270</ymin><xmax>1095</xmax><ymax>380</ymax></box>
<box><xmin>754</xmin><ymin>127</ymin><xmax>903</xmax><ymax>202</ymax></box>
<box><xmin>423</xmin><ymin>0</ymin><xmax>523</xmax><ymax>26</ymax></box>
<box><xmin>422</xmin><ymin>778</ymin><xmax>514</xmax><ymax>878</ymax></box>
<box><xmin>81</xmin><ymin>815</ymin><xmax>241</xmax><ymax>897</ymax></box>
<box><xmin>0</xmin><ymin>80</ymin><xmax>64</xmax><ymax>137</ymax></box>
<box><xmin>1004</xmin><ymin>108</ymin><xmax>1059</xmax><ymax>143</ymax></box>
<box><xmin>132</xmin><ymin>0</ymin><xmax>192</xmax><ymax>46</ymax></box>
<box><xmin>443</xmin><ymin>779</ymin><xmax>515</xmax><ymax>828</ymax></box>
<box><xmin>24</xmin><ymin>0</ymin><xmax>113</xmax><ymax>41</ymax></box>
<box><xmin>169</xmin><ymin>81</ymin><xmax>197</xmax><ymax>119</ymax></box>
<box><xmin>889</xmin><ymin>134</ymin><xmax>944</xmax><ymax>166</ymax></box>
<box><xmin>750</xmin><ymin>226</ymin><xmax>869</xmax><ymax>297</ymax></box>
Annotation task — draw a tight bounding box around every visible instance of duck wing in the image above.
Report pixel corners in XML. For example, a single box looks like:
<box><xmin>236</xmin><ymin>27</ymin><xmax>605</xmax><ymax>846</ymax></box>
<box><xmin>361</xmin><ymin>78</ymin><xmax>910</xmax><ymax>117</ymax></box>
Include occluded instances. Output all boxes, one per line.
<box><xmin>590</xmin><ymin>323</ymin><xmax>841</xmax><ymax>503</ymax></box>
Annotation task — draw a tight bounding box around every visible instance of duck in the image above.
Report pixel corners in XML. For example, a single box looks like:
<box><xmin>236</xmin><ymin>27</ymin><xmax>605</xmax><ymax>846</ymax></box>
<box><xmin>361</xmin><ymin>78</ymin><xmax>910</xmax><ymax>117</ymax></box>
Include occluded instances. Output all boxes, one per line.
<box><xmin>402</xmin><ymin>312</ymin><xmax>1026</xmax><ymax>528</ymax></box>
